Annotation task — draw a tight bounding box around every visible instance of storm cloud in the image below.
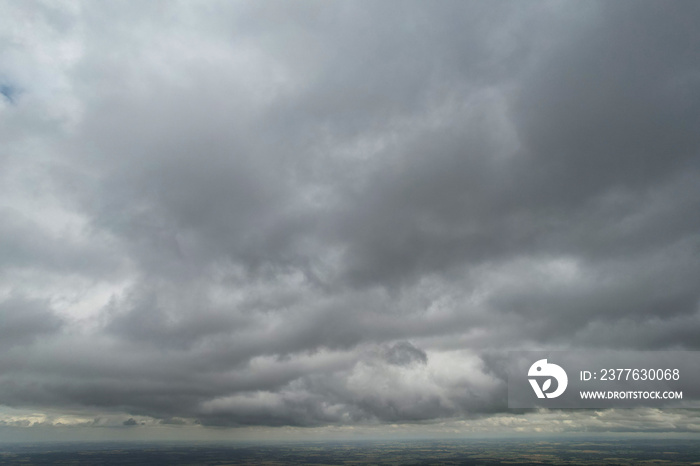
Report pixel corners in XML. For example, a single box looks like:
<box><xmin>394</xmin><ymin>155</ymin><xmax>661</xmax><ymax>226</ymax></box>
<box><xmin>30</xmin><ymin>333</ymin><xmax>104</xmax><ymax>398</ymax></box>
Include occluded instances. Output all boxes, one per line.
<box><xmin>0</xmin><ymin>0</ymin><xmax>699</xmax><ymax>434</ymax></box>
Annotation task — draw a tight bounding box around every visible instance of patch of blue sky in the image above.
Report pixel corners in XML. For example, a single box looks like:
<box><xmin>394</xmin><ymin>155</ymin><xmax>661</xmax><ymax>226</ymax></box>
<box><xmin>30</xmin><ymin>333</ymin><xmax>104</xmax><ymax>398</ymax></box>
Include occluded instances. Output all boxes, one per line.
<box><xmin>0</xmin><ymin>82</ymin><xmax>18</xmax><ymax>104</ymax></box>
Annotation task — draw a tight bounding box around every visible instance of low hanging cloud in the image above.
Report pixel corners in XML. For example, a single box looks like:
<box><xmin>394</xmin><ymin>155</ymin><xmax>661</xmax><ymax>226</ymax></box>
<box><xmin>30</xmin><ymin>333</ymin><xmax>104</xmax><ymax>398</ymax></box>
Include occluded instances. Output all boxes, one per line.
<box><xmin>0</xmin><ymin>0</ymin><xmax>699</xmax><ymax>433</ymax></box>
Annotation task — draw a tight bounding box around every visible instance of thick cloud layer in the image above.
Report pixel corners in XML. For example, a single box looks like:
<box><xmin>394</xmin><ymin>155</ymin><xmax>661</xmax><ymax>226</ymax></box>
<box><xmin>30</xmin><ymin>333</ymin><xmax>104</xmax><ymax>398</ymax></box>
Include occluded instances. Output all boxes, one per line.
<box><xmin>0</xmin><ymin>0</ymin><xmax>699</xmax><ymax>433</ymax></box>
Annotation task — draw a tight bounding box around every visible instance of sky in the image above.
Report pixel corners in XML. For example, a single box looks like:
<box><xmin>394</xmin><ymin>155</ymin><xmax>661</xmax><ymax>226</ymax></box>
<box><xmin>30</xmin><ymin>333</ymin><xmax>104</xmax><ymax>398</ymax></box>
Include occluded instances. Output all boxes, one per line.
<box><xmin>0</xmin><ymin>0</ymin><xmax>699</xmax><ymax>441</ymax></box>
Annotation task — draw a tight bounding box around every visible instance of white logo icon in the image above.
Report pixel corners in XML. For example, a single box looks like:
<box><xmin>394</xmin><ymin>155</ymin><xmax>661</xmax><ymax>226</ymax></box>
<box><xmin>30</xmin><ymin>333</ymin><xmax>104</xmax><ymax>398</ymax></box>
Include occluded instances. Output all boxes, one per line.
<box><xmin>528</xmin><ymin>359</ymin><xmax>568</xmax><ymax>399</ymax></box>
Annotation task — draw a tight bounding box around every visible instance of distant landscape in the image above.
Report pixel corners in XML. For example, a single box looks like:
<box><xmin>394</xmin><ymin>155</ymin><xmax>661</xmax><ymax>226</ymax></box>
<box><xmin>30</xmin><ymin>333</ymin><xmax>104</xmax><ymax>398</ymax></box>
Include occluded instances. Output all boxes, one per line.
<box><xmin>1</xmin><ymin>439</ymin><xmax>699</xmax><ymax>465</ymax></box>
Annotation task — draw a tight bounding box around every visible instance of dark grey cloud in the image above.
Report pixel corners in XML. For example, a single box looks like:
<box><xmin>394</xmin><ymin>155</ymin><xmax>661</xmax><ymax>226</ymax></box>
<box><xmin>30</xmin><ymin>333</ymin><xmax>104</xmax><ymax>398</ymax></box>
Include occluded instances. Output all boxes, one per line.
<box><xmin>0</xmin><ymin>296</ymin><xmax>63</xmax><ymax>349</ymax></box>
<box><xmin>0</xmin><ymin>0</ymin><xmax>698</xmax><ymax>433</ymax></box>
<box><xmin>383</xmin><ymin>341</ymin><xmax>427</xmax><ymax>367</ymax></box>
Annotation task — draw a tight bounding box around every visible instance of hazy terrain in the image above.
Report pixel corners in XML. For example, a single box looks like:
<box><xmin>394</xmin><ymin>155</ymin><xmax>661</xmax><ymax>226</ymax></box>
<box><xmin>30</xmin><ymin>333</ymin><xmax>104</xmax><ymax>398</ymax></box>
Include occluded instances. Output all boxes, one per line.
<box><xmin>1</xmin><ymin>439</ymin><xmax>699</xmax><ymax>465</ymax></box>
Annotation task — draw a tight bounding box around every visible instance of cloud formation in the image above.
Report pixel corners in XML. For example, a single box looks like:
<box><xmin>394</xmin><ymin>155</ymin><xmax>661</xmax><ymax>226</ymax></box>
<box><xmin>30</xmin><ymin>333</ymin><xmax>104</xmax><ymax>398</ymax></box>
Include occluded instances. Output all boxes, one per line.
<box><xmin>0</xmin><ymin>0</ymin><xmax>699</xmax><ymax>433</ymax></box>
